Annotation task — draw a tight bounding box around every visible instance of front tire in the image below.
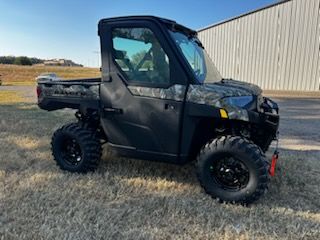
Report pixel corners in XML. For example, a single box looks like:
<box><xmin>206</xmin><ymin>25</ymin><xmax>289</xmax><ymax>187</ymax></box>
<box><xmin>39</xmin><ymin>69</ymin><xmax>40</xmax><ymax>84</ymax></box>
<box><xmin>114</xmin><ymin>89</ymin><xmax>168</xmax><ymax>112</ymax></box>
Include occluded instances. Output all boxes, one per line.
<box><xmin>51</xmin><ymin>123</ymin><xmax>102</xmax><ymax>173</ymax></box>
<box><xmin>197</xmin><ymin>136</ymin><xmax>269</xmax><ymax>204</ymax></box>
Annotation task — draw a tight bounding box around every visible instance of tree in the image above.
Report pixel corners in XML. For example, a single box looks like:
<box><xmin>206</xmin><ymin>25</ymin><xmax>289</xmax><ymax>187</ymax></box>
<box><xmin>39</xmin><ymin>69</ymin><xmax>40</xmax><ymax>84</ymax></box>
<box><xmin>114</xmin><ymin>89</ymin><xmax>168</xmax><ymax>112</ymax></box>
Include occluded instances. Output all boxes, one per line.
<box><xmin>0</xmin><ymin>56</ymin><xmax>15</xmax><ymax>64</ymax></box>
<box><xmin>13</xmin><ymin>56</ymin><xmax>32</xmax><ymax>65</ymax></box>
<box><xmin>0</xmin><ymin>56</ymin><xmax>44</xmax><ymax>65</ymax></box>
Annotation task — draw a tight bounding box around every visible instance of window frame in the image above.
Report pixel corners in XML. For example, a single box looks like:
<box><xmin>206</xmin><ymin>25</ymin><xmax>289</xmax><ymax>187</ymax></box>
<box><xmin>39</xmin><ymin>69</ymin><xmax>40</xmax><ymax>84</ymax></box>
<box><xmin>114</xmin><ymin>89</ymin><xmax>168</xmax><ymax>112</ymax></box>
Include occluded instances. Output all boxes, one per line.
<box><xmin>107</xmin><ymin>21</ymin><xmax>185</xmax><ymax>88</ymax></box>
<box><xmin>111</xmin><ymin>27</ymin><xmax>170</xmax><ymax>86</ymax></box>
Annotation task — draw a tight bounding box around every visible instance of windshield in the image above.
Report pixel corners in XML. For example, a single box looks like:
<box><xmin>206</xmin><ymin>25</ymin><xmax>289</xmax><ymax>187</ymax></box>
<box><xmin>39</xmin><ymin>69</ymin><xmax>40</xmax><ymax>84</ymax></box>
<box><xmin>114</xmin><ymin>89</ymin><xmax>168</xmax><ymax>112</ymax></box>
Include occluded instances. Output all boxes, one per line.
<box><xmin>169</xmin><ymin>31</ymin><xmax>222</xmax><ymax>83</ymax></box>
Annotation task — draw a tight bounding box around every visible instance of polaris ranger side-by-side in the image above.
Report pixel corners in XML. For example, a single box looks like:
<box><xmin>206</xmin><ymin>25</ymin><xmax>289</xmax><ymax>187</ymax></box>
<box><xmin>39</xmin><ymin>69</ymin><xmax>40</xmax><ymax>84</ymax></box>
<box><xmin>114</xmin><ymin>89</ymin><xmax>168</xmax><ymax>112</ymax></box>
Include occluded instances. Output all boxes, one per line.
<box><xmin>37</xmin><ymin>16</ymin><xmax>280</xmax><ymax>204</ymax></box>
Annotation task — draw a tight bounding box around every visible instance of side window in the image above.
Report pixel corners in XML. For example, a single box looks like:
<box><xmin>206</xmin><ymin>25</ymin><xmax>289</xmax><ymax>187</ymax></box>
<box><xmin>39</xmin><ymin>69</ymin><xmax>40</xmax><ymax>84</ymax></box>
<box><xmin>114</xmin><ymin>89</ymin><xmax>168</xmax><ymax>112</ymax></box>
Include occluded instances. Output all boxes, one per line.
<box><xmin>179</xmin><ymin>42</ymin><xmax>205</xmax><ymax>75</ymax></box>
<box><xmin>170</xmin><ymin>31</ymin><xmax>206</xmax><ymax>82</ymax></box>
<box><xmin>112</xmin><ymin>27</ymin><xmax>170</xmax><ymax>84</ymax></box>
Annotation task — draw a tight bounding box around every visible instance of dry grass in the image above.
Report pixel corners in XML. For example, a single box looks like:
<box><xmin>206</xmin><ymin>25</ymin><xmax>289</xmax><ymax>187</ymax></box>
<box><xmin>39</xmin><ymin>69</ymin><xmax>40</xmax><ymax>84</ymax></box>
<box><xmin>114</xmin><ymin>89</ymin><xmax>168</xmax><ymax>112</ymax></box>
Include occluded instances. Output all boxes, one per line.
<box><xmin>0</xmin><ymin>91</ymin><xmax>28</xmax><ymax>103</ymax></box>
<box><xmin>0</xmin><ymin>64</ymin><xmax>100</xmax><ymax>86</ymax></box>
<box><xmin>0</xmin><ymin>97</ymin><xmax>319</xmax><ymax>239</ymax></box>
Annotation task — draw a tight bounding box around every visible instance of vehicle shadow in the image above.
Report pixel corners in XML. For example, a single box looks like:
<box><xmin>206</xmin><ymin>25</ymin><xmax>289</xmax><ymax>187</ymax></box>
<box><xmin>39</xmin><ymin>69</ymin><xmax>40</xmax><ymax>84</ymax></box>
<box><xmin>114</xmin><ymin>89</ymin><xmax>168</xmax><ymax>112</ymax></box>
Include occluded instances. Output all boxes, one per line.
<box><xmin>98</xmin><ymin>145</ymin><xmax>198</xmax><ymax>186</ymax></box>
<box><xmin>99</xmin><ymin>145</ymin><xmax>320</xmax><ymax>214</ymax></box>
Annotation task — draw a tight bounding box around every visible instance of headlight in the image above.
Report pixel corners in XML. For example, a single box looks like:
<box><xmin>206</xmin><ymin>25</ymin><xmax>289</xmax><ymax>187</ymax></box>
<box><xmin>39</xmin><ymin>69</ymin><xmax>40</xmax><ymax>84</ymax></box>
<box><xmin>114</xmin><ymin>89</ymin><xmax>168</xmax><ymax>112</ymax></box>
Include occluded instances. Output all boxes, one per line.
<box><xmin>222</xmin><ymin>96</ymin><xmax>254</xmax><ymax>108</ymax></box>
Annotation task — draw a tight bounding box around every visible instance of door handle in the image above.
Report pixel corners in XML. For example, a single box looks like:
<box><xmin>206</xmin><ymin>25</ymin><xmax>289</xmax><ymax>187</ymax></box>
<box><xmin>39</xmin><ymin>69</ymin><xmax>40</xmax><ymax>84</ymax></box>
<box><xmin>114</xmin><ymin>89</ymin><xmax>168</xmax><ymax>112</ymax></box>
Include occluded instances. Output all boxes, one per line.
<box><xmin>104</xmin><ymin>107</ymin><xmax>123</xmax><ymax>114</ymax></box>
<box><xmin>164</xmin><ymin>103</ymin><xmax>175</xmax><ymax>110</ymax></box>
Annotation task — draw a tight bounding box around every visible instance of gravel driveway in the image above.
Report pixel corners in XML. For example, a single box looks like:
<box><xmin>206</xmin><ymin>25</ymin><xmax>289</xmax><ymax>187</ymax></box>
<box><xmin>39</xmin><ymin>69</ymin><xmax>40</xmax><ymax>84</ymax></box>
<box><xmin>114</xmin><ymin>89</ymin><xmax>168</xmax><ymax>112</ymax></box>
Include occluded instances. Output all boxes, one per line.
<box><xmin>274</xmin><ymin>97</ymin><xmax>320</xmax><ymax>151</ymax></box>
<box><xmin>0</xmin><ymin>86</ymin><xmax>36</xmax><ymax>102</ymax></box>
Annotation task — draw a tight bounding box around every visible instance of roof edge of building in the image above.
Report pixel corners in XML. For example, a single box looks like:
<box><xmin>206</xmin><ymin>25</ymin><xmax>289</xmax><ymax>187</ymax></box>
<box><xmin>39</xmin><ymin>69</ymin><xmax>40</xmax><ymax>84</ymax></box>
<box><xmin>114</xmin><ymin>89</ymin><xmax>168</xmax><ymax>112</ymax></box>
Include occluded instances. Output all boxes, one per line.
<box><xmin>198</xmin><ymin>0</ymin><xmax>292</xmax><ymax>32</ymax></box>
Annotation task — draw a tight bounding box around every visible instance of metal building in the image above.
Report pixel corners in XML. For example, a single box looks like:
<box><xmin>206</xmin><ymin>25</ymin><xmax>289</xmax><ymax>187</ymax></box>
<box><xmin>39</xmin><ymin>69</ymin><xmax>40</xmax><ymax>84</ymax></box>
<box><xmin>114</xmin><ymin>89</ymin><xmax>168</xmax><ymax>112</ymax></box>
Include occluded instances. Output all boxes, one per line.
<box><xmin>198</xmin><ymin>0</ymin><xmax>320</xmax><ymax>92</ymax></box>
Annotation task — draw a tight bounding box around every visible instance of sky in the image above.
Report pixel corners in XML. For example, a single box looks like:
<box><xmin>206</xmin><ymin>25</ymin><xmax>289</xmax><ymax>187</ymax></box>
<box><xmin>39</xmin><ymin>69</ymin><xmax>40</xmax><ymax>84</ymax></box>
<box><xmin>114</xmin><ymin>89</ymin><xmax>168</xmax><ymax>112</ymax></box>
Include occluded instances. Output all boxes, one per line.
<box><xmin>0</xmin><ymin>0</ymin><xmax>277</xmax><ymax>67</ymax></box>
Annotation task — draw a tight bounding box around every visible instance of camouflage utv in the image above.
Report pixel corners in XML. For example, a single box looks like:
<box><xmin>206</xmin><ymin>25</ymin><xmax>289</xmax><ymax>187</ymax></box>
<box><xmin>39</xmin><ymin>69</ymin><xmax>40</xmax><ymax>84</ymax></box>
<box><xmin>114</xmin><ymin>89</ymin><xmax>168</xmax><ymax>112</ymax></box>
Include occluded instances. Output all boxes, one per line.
<box><xmin>37</xmin><ymin>16</ymin><xmax>280</xmax><ymax>204</ymax></box>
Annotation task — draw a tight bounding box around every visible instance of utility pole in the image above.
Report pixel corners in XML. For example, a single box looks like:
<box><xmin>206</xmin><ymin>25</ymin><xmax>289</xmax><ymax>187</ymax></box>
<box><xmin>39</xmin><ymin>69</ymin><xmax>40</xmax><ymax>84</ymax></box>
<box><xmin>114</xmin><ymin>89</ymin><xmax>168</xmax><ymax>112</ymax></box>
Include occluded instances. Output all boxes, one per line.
<box><xmin>93</xmin><ymin>51</ymin><xmax>100</xmax><ymax>67</ymax></box>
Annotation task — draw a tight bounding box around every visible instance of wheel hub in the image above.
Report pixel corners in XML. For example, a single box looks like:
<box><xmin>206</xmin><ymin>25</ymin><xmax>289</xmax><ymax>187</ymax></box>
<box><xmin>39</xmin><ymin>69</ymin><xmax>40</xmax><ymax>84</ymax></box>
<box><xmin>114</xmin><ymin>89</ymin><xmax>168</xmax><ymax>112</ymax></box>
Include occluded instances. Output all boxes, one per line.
<box><xmin>61</xmin><ymin>138</ymin><xmax>82</xmax><ymax>165</ymax></box>
<box><xmin>211</xmin><ymin>156</ymin><xmax>250</xmax><ymax>190</ymax></box>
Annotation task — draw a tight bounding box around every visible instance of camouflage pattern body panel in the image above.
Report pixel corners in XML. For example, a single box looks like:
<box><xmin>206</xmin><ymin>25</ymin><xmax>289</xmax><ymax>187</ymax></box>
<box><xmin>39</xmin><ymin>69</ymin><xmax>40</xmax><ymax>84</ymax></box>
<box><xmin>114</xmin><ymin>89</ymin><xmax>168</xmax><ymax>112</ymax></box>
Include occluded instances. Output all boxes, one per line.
<box><xmin>38</xmin><ymin>84</ymin><xmax>100</xmax><ymax>101</ymax></box>
<box><xmin>128</xmin><ymin>84</ymin><xmax>186</xmax><ymax>101</ymax></box>
<box><xmin>216</xmin><ymin>79</ymin><xmax>262</xmax><ymax>96</ymax></box>
<box><xmin>187</xmin><ymin>84</ymin><xmax>251</xmax><ymax>121</ymax></box>
<box><xmin>38</xmin><ymin>79</ymin><xmax>255</xmax><ymax>121</ymax></box>
<box><xmin>214</xmin><ymin>101</ymin><xmax>249</xmax><ymax>122</ymax></box>
<box><xmin>128</xmin><ymin>83</ymin><xmax>252</xmax><ymax>121</ymax></box>
<box><xmin>186</xmin><ymin>84</ymin><xmax>250</xmax><ymax>105</ymax></box>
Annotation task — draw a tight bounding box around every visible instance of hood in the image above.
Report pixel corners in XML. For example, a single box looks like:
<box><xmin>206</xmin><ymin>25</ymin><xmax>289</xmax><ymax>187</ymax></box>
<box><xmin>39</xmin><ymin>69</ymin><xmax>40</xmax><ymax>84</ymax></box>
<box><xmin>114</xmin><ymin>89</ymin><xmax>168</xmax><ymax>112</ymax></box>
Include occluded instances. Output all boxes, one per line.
<box><xmin>187</xmin><ymin>79</ymin><xmax>262</xmax><ymax>106</ymax></box>
<box><xmin>216</xmin><ymin>79</ymin><xmax>262</xmax><ymax>96</ymax></box>
<box><xmin>186</xmin><ymin>79</ymin><xmax>262</xmax><ymax>122</ymax></box>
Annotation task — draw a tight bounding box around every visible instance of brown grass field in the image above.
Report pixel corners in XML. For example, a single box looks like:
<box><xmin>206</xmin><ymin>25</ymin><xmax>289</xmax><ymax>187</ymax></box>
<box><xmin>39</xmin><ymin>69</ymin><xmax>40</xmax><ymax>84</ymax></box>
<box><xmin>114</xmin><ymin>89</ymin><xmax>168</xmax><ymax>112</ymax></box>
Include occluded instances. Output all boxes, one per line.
<box><xmin>0</xmin><ymin>87</ymin><xmax>319</xmax><ymax>239</ymax></box>
<box><xmin>0</xmin><ymin>64</ymin><xmax>100</xmax><ymax>85</ymax></box>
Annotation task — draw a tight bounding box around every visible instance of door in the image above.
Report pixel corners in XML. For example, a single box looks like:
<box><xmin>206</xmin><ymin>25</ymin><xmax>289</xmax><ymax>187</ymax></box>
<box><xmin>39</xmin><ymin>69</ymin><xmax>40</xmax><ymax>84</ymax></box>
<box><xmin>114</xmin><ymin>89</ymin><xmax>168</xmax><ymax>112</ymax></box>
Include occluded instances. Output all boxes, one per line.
<box><xmin>99</xmin><ymin>21</ymin><xmax>188</xmax><ymax>161</ymax></box>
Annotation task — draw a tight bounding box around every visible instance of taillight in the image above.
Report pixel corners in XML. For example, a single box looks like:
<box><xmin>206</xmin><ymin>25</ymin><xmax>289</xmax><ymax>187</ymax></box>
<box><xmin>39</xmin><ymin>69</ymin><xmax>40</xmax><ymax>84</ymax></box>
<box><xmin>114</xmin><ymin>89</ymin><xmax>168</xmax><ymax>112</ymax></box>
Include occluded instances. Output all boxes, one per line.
<box><xmin>36</xmin><ymin>86</ymin><xmax>42</xmax><ymax>98</ymax></box>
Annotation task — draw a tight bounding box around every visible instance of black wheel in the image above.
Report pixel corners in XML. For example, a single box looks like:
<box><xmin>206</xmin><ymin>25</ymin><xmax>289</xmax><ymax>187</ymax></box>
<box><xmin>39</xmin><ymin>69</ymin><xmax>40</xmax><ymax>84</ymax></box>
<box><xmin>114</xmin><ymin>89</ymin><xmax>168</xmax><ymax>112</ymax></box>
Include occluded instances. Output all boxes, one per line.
<box><xmin>51</xmin><ymin>123</ymin><xmax>102</xmax><ymax>173</ymax></box>
<box><xmin>197</xmin><ymin>136</ymin><xmax>269</xmax><ymax>204</ymax></box>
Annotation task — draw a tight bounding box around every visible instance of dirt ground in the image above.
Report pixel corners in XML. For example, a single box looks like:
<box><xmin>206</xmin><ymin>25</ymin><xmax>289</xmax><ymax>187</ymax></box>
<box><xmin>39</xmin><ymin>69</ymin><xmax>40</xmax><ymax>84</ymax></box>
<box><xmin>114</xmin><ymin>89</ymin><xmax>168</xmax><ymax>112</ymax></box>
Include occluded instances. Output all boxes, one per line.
<box><xmin>0</xmin><ymin>92</ymin><xmax>319</xmax><ymax>239</ymax></box>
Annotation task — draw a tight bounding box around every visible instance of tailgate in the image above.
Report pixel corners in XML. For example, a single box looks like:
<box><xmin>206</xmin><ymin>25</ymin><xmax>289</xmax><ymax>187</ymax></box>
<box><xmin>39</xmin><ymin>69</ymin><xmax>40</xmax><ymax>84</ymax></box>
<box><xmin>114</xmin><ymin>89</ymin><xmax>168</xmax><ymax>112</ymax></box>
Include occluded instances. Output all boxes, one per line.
<box><xmin>37</xmin><ymin>79</ymin><xmax>101</xmax><ymax>111</ymax></box>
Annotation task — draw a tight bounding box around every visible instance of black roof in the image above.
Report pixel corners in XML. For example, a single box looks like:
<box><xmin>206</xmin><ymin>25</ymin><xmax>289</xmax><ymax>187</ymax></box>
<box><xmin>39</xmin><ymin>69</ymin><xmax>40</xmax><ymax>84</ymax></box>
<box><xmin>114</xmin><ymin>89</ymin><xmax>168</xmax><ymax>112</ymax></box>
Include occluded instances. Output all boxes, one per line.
<box><xmin>98</xmin><ymin>15</ymin><xmax>197</xmax><ymax>36</ymax></box>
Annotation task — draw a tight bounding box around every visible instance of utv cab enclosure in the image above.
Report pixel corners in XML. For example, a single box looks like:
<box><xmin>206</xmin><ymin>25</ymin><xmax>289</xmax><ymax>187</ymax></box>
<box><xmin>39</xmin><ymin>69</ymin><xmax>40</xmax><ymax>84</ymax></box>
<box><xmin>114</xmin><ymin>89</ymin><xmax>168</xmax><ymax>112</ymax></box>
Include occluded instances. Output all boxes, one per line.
<box><xmin>37</xmin><ymin>16</ymin><xmax>280</xmax><ymax>204</ymax></box>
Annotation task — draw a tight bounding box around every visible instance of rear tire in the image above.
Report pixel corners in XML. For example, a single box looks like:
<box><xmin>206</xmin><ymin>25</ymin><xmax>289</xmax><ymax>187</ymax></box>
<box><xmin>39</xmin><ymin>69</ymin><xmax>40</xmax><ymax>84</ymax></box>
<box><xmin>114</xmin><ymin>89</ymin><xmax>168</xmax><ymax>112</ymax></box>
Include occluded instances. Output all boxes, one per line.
<box><xmin>51</xmin><ymin>123</ymin><xmax>102</xmax><ymax>173</ymax></box>
<box><xmin>197</xmin><ymin>135</ymin><xmax>269</xmax><ymax>204</ymax></box>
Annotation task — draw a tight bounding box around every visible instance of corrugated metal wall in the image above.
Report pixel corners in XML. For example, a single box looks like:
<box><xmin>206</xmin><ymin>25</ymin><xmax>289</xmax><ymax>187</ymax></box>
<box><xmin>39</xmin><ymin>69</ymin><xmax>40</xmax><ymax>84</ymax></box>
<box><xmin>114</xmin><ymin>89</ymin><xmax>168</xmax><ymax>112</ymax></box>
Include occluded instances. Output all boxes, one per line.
<box><xmin>198</xmin><ymin>0</ymin><xmax>320</xmax><ymax>91</ymax></box>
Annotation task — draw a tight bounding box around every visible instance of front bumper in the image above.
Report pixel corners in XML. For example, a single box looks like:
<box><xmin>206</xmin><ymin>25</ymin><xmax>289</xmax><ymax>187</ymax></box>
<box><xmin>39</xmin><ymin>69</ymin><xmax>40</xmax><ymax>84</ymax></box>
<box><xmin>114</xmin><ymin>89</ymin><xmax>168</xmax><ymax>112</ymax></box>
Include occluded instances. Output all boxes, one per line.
<box><xmin>248</xmin><ymin>97</ymin><xmax>280</xmax><ymax>151</ymax></box>
<box><xmin>249</xmin><ymin>110</ymin><xmax>279</xmax><ymax>133</ymax></box>
<box><xmin>249</xmin><ymin>96</ymin><xmax>279</xmax><ymax>131</ymax></box>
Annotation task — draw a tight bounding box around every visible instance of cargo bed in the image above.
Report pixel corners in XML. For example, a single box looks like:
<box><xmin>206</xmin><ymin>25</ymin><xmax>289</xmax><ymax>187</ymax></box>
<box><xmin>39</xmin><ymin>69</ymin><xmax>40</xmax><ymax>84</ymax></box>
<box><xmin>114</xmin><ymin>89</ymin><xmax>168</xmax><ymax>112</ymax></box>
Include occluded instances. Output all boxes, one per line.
<box><xmin>37</xmin><ymin>77</ymin><xmax>101</xmax><ymax>111</ymax></box>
